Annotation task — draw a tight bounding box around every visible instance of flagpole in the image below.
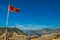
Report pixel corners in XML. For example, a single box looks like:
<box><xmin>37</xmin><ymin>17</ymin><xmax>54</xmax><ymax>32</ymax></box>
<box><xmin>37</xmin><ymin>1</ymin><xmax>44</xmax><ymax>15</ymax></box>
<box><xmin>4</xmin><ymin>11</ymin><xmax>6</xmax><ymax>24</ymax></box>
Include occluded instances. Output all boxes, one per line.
<box><xmin>6</xmin><ymin>4</ymin><xmax>10</xmax><ymax>40</ymax></box>
<box><xmin>6</xmin><ymin>4</ymin><xmax>10</xmax><ymax>27</ymax></box>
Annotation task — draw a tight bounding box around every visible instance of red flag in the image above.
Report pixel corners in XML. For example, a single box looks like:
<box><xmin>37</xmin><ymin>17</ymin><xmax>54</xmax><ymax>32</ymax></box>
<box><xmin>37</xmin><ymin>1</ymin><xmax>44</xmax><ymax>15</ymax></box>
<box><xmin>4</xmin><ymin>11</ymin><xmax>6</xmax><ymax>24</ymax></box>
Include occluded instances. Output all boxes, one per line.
<box><xmin>9</xmin><ymin>6</ymin><xmax>20</xmax><ymax>12</ymax></box>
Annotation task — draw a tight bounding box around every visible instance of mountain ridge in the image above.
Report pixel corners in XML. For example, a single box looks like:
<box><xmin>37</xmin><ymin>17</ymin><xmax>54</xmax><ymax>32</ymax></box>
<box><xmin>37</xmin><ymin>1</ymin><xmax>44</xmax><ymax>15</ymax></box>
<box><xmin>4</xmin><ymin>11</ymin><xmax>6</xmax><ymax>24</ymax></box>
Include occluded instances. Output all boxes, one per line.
<box><xmin>23</xmin><ymin>28</ymin><xmax>60</xmax><ymax>37</ymax></box>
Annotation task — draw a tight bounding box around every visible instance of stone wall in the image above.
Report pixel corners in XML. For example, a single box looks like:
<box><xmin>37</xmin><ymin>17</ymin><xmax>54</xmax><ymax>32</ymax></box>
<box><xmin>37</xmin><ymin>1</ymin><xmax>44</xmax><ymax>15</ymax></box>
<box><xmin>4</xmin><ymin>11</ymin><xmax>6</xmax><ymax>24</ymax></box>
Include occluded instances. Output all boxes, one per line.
<box><xmin>12</xmin><ymin>32</ymin><xmax>28</xmax><ymax>40</ymax></box>
<box><xmin>0</xmin><ymin>32</ymin><xmax>60</xmax><ymax>40</ymax></box>
<box><xmin>0</xmin><ymin>32</ymin><xmax>28</xmax><ymax>40</ymax></box>
<box><xmin>0</xmin><ymin>33</ymin><xmax>6</xmax><ymax>40</ymax></box>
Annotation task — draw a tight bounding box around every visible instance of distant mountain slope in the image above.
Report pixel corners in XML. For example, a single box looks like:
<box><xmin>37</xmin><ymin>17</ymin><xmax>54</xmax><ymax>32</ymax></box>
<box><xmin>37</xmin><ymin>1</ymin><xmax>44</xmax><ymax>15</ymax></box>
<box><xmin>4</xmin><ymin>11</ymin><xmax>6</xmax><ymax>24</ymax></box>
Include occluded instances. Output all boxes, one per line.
<box><xmin>23</xmin><ymin>28</ymin><xmax>60</xmax><ymax>37</ymax></box>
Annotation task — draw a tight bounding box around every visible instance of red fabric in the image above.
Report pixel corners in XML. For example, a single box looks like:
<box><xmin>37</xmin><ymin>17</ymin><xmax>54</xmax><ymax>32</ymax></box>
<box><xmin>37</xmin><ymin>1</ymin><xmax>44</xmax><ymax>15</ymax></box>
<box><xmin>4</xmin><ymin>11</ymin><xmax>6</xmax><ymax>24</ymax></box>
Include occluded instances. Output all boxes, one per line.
<box><xmin>10</xmin><ymin>6</ymin><xmax>20</xmax><ymax>12</ymax></box>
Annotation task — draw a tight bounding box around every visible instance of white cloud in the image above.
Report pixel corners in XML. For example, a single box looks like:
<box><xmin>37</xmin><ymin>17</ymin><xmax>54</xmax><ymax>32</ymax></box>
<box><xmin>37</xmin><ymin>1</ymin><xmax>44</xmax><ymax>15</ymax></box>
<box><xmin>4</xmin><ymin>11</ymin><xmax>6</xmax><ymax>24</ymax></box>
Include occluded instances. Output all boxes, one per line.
<box><xmin>15</xmin><ymin>24</ymin><xmax>52</xmax><ymax>30</ymax></box>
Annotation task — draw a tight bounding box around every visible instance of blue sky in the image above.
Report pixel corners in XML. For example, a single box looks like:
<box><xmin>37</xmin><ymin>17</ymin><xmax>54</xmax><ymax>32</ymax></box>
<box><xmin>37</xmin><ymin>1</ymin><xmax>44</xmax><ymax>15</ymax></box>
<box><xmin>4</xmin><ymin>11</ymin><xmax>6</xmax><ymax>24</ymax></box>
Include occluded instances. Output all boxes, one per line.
<box><xmin>0</xmin><ymin>0</ymin><xmax>60</xmax><ymax>30</ymax></box>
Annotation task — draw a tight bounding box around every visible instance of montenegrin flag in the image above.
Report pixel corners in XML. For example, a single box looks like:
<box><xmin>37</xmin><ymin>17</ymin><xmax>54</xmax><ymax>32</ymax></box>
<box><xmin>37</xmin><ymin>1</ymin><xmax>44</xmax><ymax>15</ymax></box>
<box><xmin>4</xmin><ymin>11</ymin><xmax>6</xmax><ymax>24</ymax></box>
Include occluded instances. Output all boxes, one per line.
<box><xmin>9</xmin><ymin>6</ymin><xmax>20</xmax><ymax>12</ymax></box>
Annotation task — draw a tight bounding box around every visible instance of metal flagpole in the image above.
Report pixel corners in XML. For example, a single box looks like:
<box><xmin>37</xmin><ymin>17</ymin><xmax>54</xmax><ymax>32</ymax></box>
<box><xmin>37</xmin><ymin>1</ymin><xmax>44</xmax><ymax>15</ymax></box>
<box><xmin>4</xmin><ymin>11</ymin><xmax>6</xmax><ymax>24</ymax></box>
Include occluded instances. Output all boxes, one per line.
<box><xmin>6</xmin><ymin>4</ymin><xmax>10</xmax><ymax>28</ymax></box>
<box><xmin>6</xmin><ymin>4</ymin><xmax>10</xmax><ymax>40</ymax></box>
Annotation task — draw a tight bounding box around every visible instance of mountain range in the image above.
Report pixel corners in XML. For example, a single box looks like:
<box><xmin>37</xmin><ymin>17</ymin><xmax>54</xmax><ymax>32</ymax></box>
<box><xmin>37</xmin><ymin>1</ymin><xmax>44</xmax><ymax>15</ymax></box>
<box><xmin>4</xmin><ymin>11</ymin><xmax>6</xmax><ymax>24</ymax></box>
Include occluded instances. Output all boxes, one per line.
<box><xmin>0</xmin><ymin>27</ymin><xmax>60</xmax><ymax>37</ymax></box>
<box><xmin>23</xmin><ymin>28</ymin><xmax>60</xmax><ymax>37</ymax></box>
